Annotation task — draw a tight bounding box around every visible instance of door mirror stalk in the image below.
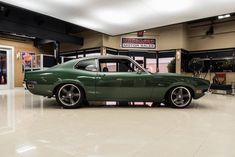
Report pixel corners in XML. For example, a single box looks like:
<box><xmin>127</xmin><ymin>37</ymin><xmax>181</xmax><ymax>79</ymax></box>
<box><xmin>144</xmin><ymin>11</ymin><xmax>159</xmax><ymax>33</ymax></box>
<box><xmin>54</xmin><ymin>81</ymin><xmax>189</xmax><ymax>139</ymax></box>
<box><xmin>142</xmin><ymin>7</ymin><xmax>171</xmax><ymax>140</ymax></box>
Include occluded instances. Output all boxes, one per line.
<box><xmin>137</xmin><ymin>68</ymin><xmax>142</xmax><ymax>74</ymax></box>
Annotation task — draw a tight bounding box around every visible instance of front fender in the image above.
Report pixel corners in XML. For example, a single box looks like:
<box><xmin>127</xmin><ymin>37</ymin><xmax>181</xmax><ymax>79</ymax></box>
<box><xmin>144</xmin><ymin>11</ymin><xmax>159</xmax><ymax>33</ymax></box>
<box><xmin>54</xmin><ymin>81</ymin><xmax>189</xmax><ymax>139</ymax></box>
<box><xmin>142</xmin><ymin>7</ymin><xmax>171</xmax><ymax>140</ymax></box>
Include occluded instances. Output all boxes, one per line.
<box><xmin>166</xmin><ymin>82</ymin><xmax>196</xmax><ymax>92</ymax></box>
<box><xmin>164</xmin><ymin>79</ymin><xmax>209</xmax><ymax>100</ymax></box>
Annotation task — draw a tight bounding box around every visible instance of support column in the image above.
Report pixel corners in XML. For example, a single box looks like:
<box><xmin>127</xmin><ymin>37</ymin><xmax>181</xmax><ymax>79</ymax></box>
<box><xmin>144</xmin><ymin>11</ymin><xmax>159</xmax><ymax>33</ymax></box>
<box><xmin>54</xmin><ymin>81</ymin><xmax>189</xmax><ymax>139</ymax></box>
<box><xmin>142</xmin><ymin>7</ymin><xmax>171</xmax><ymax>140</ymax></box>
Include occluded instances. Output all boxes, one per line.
<box><xmin>176</xmin><ymin>49</ymin><xmax>182</xmax><ymax>74</ymax></box>
<box><xmin>100</xmin><ymin>46</ymin><xmax>106</xmax><ymax>55</ymax></box>
<box><xmin>53</xmin><ymin>41</ymin><xmax>60</xmax><ymax>63</ymax></box>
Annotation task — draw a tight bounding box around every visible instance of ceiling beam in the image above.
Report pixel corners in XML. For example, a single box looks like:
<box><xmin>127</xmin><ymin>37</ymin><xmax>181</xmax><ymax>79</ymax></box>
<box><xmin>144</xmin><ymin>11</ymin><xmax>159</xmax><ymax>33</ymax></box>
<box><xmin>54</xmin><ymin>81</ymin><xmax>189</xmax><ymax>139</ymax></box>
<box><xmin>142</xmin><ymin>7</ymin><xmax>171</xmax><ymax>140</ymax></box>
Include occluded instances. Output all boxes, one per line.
<box><xmin>0</xmin><ymin>2</ymin><xmax>84</xmax><ymax>45</ymax></box>
<box><xmin>0</xmin><ymin>18</ymin><xmax>83</xmax><ymax>45</ymax></box>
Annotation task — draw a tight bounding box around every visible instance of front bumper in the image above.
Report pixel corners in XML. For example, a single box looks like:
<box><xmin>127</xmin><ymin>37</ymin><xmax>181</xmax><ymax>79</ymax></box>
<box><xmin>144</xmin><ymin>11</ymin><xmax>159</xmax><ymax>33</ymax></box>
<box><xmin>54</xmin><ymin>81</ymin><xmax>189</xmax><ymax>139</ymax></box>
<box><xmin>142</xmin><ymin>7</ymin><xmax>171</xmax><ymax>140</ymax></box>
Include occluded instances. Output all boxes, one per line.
<box><xmin>194</xmin><ymin>88</ymin><xmax>209</xmax><ymax>99</ymax></box>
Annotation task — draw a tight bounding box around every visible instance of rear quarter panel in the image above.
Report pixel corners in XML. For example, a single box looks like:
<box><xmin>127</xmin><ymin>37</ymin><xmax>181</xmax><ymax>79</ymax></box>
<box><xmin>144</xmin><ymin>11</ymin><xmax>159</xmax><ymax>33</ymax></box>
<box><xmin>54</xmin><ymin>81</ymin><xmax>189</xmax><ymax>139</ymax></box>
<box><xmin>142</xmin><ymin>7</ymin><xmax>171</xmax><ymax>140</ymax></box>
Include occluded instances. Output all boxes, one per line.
<box><xmin>52</xmin><ymin>69</ymin><xmax>96</xmax><ymax>99</ymax></box>
<box><xmin>25</xmin><ymin>68</ymin><xmax>97</xmax><ymax>98</ymax></box>
<box><xmin>25</xmin><ymin>70</ymin><xmax>59</xmax><ymax>96</ymax></box>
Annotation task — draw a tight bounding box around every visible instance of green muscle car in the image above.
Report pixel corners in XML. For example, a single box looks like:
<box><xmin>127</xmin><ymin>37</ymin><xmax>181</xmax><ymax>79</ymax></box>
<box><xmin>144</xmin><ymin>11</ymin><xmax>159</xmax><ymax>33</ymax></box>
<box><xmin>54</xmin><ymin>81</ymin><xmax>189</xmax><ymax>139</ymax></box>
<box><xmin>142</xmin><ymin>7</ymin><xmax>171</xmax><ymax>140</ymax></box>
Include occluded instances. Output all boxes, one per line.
<box><xmin>24</xmin><ymin>55</ymin><xmax>210</xmax><ymax>108</ymax></box>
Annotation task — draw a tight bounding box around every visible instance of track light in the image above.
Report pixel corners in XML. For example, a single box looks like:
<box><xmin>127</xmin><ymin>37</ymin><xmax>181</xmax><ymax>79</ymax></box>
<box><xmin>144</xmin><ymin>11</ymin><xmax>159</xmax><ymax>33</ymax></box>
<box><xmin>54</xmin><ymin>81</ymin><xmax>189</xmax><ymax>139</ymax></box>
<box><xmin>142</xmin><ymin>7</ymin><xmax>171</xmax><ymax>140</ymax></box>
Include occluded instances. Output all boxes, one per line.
<box><xmin>218</xmin><ymin>14</ymin><xmax>231</xmax><ymax>19</ymax></box>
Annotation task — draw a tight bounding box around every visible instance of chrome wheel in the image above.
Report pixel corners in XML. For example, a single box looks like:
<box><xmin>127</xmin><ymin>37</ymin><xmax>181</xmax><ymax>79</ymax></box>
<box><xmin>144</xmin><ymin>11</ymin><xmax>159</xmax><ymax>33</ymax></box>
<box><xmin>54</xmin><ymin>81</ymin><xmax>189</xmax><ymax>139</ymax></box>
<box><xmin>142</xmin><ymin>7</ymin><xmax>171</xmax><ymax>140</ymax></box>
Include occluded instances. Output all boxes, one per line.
<box><xmin>58</xmin><ymin>84</ymin><xmax>81</xmax><ymax>107</ymax></box>
<box><xmin>170</xmin><ymin>87</ymin><xmax>192</xmax><ymax>108</ymax></box>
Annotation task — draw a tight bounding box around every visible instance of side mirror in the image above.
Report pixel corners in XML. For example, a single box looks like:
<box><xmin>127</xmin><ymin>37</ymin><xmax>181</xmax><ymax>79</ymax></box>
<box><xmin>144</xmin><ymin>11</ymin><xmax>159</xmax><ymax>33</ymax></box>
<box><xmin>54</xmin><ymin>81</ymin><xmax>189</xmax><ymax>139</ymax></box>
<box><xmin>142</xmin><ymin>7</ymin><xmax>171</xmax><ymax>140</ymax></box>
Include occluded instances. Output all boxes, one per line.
<box><xmin>137</xmin><ymin>68</ymin><xmax>142</xmax><ymax>74</ymax></box>
<box><xmin>85</xmin><ymin>65</ymin><xmax>97</xmax><ymax>72</ymax></box>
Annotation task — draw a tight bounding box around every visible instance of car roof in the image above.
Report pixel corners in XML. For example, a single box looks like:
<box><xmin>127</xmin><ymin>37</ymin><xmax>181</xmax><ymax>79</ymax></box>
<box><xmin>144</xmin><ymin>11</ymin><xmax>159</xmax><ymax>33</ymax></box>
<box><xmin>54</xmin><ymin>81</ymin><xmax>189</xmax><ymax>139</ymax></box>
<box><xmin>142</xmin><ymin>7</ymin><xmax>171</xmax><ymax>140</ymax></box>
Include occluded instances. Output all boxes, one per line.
<box><xmin>58</xmin><ymin>55</ymin><xmax>131</xmax><ymax>68</ymax></box>
<box><xmin>56</xmin><ymin>54</ymin><xmax>149</xmax><ymax>73</ymax></box>
<box><xmin>78</xmin><ymin>55</ymin><xmax>131</xmax><ymax>61</ymax></box>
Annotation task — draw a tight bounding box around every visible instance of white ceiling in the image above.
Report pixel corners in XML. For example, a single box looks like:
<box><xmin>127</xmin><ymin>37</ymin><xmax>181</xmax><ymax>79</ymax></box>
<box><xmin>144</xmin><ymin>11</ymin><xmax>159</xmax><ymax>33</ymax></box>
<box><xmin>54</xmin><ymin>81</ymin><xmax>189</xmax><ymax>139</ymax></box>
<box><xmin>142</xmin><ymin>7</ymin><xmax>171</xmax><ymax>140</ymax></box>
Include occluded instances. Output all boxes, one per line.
<box><xmin>2</xmin><ymin>0</ymin><xmax>235</xmax><ymax>35</ymax></box>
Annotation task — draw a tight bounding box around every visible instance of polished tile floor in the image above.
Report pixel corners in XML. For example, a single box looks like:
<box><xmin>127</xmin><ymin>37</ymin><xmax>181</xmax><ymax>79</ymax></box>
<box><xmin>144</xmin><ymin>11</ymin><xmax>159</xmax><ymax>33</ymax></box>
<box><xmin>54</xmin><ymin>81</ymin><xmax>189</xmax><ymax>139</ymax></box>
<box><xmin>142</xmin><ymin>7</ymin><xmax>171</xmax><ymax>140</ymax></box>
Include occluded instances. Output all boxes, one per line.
<box><xmin>0</xmin><ymin>88</ymin><xmax>235</xmax><ymax>157</ymax></box>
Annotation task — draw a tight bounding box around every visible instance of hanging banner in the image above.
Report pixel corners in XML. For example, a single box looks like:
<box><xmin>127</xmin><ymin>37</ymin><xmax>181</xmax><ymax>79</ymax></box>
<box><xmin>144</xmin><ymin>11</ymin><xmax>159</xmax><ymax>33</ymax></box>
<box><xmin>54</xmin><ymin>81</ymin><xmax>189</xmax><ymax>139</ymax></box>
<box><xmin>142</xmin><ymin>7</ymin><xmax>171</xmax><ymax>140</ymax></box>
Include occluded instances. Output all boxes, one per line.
<box><xmin>121</xmin><ymin>37</ymin><xmax>156</xmax><ymax>49</ymax></box>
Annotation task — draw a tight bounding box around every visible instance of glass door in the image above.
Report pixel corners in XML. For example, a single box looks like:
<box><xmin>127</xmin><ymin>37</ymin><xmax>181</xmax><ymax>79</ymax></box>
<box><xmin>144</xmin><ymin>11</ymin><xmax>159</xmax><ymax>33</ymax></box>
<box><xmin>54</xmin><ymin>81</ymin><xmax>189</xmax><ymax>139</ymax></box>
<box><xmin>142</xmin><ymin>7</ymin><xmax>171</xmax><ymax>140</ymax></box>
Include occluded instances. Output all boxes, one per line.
<box><xmin>0</xmin><ymin>50</ymin><xmax>8</xmax><ymax>89</ymax></box>
<box><xmin>146</xmin><ymin>58</ymin><xmax>157</xmax><ymax>73</ymax></box>
<box><xmin>158</xmin><ymin>57</ymin><xmax>175</xmax><ymax>73</ymax></box>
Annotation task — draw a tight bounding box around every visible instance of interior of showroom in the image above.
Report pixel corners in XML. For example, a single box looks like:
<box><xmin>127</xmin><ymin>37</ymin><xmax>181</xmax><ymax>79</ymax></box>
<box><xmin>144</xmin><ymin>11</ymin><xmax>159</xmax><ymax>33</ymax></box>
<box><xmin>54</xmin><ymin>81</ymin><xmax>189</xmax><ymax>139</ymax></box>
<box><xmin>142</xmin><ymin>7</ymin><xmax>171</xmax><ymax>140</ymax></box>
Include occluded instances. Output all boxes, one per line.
<box><xmin>1</xmin><ymin>2</ymin><xmax>235</xmax><ymax>90</ymax></box>
<box><xmin>1</xmin><ymin>0</ymin><xmax>235</xmax><ymax>157</ymax></box>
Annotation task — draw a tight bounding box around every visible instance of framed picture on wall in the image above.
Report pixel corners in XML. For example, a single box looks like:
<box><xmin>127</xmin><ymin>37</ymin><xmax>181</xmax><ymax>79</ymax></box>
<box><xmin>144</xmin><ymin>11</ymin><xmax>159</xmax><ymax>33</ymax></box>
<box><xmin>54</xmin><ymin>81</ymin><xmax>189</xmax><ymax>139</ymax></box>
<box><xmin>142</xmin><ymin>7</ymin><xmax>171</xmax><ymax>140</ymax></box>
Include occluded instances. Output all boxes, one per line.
<box><xmin>21</xmin><ymin>52</ymin><xmax>35</xmax><ymax>72</ymax></box>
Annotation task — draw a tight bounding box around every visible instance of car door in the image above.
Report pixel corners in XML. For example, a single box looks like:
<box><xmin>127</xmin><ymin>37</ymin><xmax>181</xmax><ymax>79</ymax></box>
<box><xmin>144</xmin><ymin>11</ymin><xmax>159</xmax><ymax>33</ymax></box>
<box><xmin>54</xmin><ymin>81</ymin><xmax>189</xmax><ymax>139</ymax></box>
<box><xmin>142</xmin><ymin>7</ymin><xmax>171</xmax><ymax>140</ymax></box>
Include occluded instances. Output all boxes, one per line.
<box><xmin>74</xmin><ymin>58</ymin><xmax>98</xmax><ymax>100</ymax></box>
<box><xmin>95</xmin><ymin>58</ymin><xmax>153</xmax><ymax>101</ymax></box>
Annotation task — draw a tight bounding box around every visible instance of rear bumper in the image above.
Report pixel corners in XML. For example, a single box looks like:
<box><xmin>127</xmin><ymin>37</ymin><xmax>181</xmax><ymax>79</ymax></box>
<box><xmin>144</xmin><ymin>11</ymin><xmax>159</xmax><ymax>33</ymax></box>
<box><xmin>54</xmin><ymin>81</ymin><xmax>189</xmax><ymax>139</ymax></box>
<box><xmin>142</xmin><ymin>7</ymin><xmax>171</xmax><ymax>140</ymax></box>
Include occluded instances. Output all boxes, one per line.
<box><xmin>24</xmin><ymin>81</ymin><xmax>38</xmax><ymax>90</ymax></box>
<box><xmin>24</xmin><ymin>81</ymin><xmax>54</xmax><ymax>97</ymax></box>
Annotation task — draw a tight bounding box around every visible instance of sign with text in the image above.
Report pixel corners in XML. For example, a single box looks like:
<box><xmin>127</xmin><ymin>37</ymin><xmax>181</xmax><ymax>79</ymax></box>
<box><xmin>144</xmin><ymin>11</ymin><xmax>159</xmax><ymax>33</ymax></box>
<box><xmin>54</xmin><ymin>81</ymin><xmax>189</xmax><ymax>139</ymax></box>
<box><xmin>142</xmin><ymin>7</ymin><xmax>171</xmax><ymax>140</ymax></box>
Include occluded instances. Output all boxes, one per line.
<box><xmin>121</xmin><ymin>37</ymin><xmax>156</xmax><ymax>49</ymax></box>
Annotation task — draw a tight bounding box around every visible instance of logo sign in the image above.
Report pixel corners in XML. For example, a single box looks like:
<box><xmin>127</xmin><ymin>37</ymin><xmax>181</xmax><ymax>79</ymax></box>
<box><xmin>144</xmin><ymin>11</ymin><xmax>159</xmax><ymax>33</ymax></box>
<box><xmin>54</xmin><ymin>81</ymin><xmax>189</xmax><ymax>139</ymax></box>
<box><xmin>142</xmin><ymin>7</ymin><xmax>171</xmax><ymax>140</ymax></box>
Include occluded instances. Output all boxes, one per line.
<box><xmin>137</xmin><ymin>31</ymin><xmax>144</xmax><ymax>37</ymax></box>
<box><xmin>121</xmin><ymin>37</ymin><xmax>156</xmax><ymax>49</ymax></box>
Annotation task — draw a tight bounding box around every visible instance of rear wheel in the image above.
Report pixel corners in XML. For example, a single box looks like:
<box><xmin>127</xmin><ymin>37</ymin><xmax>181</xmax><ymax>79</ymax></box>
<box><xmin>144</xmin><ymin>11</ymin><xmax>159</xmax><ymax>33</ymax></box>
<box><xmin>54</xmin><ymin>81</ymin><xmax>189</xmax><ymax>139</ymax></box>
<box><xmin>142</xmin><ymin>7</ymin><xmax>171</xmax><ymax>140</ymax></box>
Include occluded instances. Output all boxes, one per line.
<box><xmin>167</xmin><ymin>86</ymin><xmax>192</xmax><ymax>108</ymax></box>
<box><xmin>56</xmin><ymin>84</ymin><xmax>84</xmax><ymax>109</ymax></box>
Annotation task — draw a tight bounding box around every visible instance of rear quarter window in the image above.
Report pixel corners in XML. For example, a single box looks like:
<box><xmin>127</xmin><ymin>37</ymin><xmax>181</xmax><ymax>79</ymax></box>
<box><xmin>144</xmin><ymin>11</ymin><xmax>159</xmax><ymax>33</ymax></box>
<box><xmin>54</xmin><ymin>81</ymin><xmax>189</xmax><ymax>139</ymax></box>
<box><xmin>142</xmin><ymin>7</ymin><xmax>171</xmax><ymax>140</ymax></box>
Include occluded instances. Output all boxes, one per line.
<box><xmin>75</xmin><ymin>59</ymin><xmax>97</xmax><ymax>72</ymax></box>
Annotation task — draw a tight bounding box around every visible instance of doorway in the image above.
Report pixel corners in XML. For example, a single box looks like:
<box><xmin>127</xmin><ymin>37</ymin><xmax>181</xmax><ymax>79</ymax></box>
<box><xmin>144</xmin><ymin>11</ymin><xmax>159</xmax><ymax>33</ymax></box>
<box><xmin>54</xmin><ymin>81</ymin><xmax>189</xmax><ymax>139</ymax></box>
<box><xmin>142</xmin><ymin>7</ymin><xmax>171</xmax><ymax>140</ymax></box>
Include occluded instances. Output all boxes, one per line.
<box><xmin>0</xmin><ymin>45</ymin><xmax>14</xmax><ymax>90</ymax></box>
<box><xmin>158</xmin><ymin>57</ymin><xmax>175</xmax><ymax>73</ymax></box>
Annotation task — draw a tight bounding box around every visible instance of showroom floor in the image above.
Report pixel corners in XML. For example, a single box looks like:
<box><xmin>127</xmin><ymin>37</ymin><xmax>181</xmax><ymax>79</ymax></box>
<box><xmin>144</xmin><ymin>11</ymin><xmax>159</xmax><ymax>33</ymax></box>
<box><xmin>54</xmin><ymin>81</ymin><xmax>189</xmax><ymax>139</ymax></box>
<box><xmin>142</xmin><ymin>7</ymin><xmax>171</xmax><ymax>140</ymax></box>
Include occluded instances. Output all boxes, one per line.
<box><xmin>0</xmin><ymin>88</ymin><xmax>235</xmax><ymax>157</ymax></box>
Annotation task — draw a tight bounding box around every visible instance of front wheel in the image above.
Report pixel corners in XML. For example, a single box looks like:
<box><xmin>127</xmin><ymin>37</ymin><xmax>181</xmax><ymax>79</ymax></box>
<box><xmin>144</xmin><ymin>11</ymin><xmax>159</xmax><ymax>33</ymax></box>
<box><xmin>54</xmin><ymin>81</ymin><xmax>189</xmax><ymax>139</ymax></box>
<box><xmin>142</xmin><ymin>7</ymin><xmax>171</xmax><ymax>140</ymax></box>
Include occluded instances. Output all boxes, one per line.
<box><xmin>56</xmin><ymin>84</ymin><xmax>84</xmax><ymax>109</ymax></box>
<box><xmin>167</xmin><ymin>86</ymin><xmax>192</xmax><ymax>108</ymax></box>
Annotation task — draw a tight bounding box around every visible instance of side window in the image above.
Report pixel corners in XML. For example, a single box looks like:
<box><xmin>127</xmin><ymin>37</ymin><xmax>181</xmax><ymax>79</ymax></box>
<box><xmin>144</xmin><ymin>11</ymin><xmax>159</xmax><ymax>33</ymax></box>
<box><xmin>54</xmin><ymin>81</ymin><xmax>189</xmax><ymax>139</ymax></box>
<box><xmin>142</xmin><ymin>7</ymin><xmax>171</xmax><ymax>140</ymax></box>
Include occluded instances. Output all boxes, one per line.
<box><xmin>75</xmin><ymin>59</ymin><xmax>97</xmax><ymax>72</ymax></box>
<box><xmin>99</xmin><ymin>59</ymin><xmax>143</xmax><ymax>72</ymax></box>
<box><xmin>101</xmin><ymin>62</ymin><xmax>117</xmax><ymax>72</ymax></box>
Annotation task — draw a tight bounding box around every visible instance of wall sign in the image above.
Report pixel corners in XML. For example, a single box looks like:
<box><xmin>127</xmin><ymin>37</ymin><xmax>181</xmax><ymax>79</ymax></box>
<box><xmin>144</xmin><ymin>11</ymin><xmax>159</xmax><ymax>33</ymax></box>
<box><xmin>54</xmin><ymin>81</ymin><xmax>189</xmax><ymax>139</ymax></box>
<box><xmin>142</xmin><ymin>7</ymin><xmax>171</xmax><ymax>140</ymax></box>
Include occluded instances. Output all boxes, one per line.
<box><xmin>121</xmin><ymin>37</ymin><xmax>156</xmax><ymax>49</ymax></box>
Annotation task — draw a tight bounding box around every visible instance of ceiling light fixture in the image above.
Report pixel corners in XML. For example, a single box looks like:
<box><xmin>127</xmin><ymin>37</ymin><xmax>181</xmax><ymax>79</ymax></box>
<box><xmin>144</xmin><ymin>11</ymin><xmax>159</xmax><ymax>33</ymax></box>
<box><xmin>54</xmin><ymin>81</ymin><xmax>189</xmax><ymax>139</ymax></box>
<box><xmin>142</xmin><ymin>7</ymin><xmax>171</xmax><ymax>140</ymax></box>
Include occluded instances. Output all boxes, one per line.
<box><xmin>145</xmin><ymin>0</ymin><xmax>193</xmax><ymax>13</ymax></box>
<box><xmin>47</xmin><ymin>0</ymin><xmax>83</xmax><ymax>7</ymax></box>
<box><xmin>70</xmin><ymin>18</ymin><xmax>103</xmax><ymax>30</ymax></box>
<box><xmin>95</xmin><ymin>9</ymin><xmax>133</xmax><ymax>25</ymax></box>
<box><xmin>218</xmin><ymin>14</ymin><xmax>231</xmax><ymax>19</ymax></box>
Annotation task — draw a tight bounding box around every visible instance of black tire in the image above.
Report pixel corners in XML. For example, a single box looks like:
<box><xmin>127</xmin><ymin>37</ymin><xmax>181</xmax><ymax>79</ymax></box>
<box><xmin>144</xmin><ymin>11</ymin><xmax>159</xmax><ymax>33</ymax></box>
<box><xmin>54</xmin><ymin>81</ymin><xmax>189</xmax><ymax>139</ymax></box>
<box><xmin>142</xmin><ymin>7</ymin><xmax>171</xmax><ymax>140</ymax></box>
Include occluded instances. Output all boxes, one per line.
<box><xmin>82</xmin><ymin>99</ymin><xmax>90</xmax><ymax>106</ymax></box>
<box><xmin>167</xmin><ymin>86</ymin><xmax>192</xmax><ymax>108</ymax></box>
<box><xmin>55</xmin><ymin>84</ymin><xmax>84</xmax><ymax>109</ymax></box>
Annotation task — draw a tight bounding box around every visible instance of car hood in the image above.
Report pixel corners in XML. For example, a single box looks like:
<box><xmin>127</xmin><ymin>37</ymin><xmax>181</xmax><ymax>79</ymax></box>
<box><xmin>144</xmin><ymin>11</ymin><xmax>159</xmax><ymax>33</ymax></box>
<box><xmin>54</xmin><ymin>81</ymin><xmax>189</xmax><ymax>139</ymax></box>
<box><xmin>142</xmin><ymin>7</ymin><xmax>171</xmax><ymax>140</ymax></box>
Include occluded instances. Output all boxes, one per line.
<box><xmin>151</xmin><ymin>73</ymin><xmax>180</xmax><ymax>77</ymax></box>
<box><xmin>151</xmin><ymin>72</ymin><xmax>210</xmax><ymax>85</ymax></box>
